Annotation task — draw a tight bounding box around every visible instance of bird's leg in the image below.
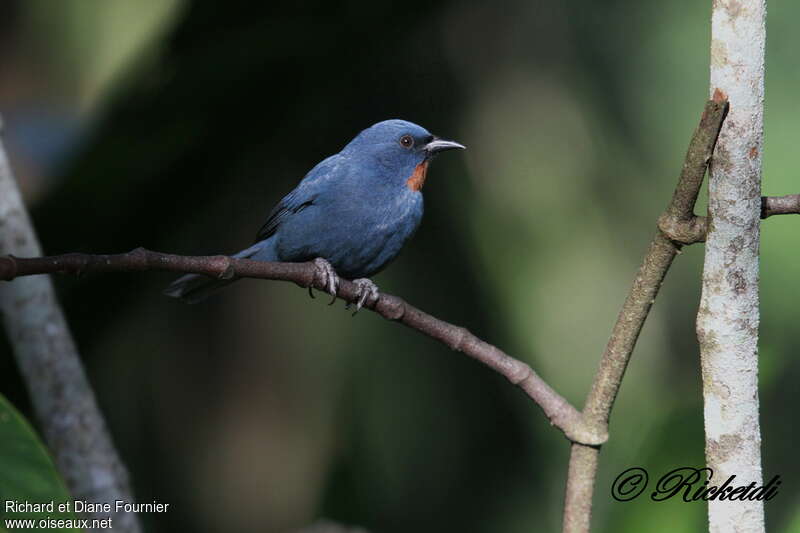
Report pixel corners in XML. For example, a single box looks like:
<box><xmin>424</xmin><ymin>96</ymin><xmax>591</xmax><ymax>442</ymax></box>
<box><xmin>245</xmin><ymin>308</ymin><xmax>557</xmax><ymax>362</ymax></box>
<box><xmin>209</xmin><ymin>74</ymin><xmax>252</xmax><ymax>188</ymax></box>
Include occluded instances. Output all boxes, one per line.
<box><xmin>348</xmin><ymin>278</ymin><xmax>380</xmax><ymax>315</ymax></box>
<box><xmin>311</xmin><ymin>258</ymin><xmax>339</xmax><ymax>304</ymax></box>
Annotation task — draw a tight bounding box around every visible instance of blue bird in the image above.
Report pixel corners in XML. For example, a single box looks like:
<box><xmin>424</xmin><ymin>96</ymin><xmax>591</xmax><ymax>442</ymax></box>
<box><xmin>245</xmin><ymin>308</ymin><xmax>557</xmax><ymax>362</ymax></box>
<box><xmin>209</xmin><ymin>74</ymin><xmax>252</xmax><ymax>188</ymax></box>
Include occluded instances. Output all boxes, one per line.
<box><xmin>164</xmin><ymin>119</ymin><xmax>465</xmax><ymax>310</ymax></box>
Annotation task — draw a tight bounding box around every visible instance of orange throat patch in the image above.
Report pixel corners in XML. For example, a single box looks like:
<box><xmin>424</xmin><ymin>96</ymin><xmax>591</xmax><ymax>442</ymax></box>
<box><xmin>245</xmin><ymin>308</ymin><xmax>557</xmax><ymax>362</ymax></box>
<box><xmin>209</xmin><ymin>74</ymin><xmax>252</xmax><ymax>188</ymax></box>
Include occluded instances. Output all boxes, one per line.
<box><xmin>406</xmin><ymin>161</ymin><xmax>429</xmax><ymax>191</ymax></box>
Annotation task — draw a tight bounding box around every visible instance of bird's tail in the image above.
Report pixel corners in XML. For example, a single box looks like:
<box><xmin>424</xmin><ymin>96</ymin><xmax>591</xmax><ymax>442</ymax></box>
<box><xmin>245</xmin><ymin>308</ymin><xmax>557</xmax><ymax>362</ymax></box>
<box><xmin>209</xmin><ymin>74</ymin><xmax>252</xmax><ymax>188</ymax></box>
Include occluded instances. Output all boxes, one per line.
<box><xmin>163</xmin><ymin>240</ymin><xmax>275</xmax><ymax>304</ymax></box>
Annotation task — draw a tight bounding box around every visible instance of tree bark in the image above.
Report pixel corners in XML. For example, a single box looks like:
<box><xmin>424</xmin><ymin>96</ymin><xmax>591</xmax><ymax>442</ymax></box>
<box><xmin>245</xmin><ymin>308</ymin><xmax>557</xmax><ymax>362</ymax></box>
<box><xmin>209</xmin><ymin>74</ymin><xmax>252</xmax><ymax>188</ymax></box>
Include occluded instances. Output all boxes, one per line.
<box><xmin>698</xmin><ymin>1</ymin><xmax>766</xmax><ymax>531</ymax></box>
<box><xmin>0</xmin><ymin>120</ymin><xmax>142</xmax><ymax>532</ymax></box>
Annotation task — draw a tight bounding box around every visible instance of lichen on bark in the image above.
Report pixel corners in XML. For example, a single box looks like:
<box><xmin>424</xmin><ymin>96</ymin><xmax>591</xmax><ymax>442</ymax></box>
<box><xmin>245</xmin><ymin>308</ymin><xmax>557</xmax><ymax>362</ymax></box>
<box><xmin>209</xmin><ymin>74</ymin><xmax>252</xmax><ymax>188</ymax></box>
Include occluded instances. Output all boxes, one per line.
<box><xmin>698</xmin><ymin>1</ymin><xmax>767</xmax><ymax>532</ymax></box>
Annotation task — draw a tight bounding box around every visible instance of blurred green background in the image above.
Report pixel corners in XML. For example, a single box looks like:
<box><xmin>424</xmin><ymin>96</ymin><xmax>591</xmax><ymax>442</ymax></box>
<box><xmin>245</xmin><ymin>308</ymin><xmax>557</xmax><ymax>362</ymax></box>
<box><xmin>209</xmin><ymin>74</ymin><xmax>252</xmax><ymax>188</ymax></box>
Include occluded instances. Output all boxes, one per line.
<box><xmin>0</xmin><ymin>1</ymin><xmax>797</xmax><ymax>532</ymax></box>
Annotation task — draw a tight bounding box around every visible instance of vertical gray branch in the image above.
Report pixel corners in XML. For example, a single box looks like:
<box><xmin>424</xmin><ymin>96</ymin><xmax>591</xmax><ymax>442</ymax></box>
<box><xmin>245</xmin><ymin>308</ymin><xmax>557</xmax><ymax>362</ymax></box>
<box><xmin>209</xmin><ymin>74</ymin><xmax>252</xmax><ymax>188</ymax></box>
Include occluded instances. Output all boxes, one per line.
<box><xmin>698</xmin><ymin>1</ymin><xmax>766</xmax><ymax>532</ymax></box>
<box><xmin>0</xmin><ymin>120</ymin><xmax>141</xmax><ymax>532</ymax></box>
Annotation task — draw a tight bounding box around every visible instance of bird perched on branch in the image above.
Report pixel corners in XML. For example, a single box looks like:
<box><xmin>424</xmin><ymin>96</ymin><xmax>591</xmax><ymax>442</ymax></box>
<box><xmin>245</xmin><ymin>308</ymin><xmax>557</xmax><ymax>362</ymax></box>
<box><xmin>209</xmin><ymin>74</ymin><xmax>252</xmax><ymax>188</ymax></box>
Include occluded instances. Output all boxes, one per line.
<box><xmin>164</xmin><ymin>119</ymin><xmax>465</xmax><ymax>311</ymax></box>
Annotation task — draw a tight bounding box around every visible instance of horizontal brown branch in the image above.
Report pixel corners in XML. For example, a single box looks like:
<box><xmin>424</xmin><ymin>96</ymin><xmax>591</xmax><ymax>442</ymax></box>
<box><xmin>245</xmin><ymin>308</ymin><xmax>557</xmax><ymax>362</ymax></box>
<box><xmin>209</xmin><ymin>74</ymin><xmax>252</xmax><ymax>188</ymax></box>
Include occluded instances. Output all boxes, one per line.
<box><xmin>762</xmin><ymin>194</ymin><xmax>800</xmax><ymax>218</ymax></box>
<box><xmin>658</xmin><ymin>194</ymin><xmax>799</xmax><ymax>245</ymax></box>
<box><xmin>0</xmin><ymin>248</ymin><xmax>604</xmax><ymax>446</ymax></box>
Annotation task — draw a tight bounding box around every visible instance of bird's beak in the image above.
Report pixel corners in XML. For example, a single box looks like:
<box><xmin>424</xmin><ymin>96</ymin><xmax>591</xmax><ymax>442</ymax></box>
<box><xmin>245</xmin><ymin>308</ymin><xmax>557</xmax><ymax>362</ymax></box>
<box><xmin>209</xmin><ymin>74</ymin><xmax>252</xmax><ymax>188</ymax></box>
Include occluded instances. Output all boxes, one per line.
<box><xmin>424</xmin><ymin>137</ymin><xmax>466</xmax><ymax>156</ymax></box>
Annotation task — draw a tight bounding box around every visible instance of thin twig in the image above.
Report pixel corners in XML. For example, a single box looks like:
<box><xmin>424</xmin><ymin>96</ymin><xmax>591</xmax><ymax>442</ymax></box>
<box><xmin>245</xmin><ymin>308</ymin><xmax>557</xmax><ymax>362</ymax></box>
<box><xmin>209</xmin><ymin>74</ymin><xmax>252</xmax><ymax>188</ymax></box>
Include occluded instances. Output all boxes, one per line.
<box><xmin>561</xmin><ymin>93</ymin><xmax>729</xmax><ymax>533</ymax></box>
<box><xmin>652</xmin><ymin>192</ymin><xmax>799</xmax><ymax>242</ymax></box>
<box><xmin>587</xmin><ymin>91</ymin><xmax>728</xmax><ymax>430</ymax></box>
<box><xmin>762</xmin><ymin>194</ymin><xmax>800</xmax><ymax>218</ymax></box>
<box><xmin>0</xmin><ymin>248</ymin><xmax>603</xmax><ymax>446</ymax></box>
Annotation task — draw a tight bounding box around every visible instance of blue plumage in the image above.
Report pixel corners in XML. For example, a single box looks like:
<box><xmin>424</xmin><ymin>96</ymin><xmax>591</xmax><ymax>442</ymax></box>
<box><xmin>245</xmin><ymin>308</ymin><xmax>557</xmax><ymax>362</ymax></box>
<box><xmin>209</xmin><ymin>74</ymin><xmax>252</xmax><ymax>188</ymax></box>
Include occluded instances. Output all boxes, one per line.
<box><xmin>165</xmin><ymin>119</ymin><xmax>464</xmax><ymax>305</ymax></box>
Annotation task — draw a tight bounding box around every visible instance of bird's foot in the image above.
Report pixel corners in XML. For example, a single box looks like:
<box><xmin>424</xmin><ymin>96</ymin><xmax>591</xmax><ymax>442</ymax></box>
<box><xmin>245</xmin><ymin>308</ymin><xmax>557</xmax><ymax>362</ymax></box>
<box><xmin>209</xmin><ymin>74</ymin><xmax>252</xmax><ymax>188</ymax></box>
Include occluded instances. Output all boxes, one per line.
<box><xmin>346</xmin><ymin>278</ymin><xmax>380</xmax><ymax>315</ymax></box>
<box><xmin>309</xmin><ymin>258</ymin><xmax>339</xmax><ymax>304</ymax></box>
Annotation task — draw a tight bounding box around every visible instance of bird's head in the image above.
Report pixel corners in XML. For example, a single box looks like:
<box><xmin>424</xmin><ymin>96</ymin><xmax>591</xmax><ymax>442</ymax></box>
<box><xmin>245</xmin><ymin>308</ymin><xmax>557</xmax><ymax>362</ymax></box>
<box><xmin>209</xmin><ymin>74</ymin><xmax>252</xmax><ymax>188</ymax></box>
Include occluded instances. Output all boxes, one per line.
<box><xmin>343</xmin><ymin>119</ymin><xmax>465</xmax><ymax>191</ymax></box>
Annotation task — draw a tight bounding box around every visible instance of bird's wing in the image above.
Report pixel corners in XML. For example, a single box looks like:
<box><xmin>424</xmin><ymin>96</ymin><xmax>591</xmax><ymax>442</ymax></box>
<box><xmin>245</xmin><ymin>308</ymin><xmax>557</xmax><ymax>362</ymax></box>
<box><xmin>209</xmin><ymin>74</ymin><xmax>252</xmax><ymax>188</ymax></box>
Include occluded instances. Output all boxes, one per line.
<box><xmin>255</xmin><ymin>154</ymin><xmax>343</xmax><ymax>241</ymax></box>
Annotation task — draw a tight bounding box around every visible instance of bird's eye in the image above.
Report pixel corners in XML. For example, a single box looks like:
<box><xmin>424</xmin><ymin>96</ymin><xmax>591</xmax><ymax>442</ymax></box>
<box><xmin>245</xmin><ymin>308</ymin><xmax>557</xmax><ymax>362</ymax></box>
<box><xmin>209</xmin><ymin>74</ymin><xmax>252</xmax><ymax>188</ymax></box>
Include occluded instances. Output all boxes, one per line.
<box><xmin>399</xmin><ymin>135</ymin><xmax>414</xmax><ymax>149</ymax></box>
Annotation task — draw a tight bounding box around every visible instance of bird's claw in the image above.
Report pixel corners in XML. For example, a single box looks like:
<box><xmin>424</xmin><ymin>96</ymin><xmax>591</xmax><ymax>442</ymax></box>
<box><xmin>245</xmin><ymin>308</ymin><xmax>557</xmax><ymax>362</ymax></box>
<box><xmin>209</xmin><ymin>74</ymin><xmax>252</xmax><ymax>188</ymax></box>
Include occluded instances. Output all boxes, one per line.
<box><xmin>348</xmin><ymin>278</ymin><xmax>379</xmax><ymax>315</ymax></box>
<box><xmin>311</xmin><ymin>258</ymin><xmax>339</xmax><ymax>304</ymax></box>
